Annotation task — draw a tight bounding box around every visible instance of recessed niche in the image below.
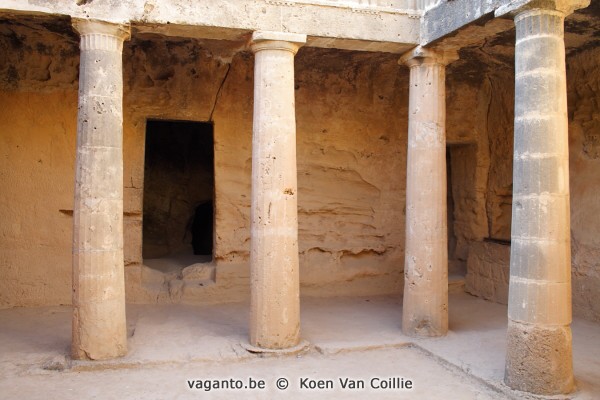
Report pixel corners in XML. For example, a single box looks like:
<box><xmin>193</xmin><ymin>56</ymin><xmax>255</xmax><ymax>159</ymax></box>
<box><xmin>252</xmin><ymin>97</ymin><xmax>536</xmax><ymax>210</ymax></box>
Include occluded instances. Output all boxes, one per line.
<box><xmin>142</xmin><ymin>119</ymin><xmax>214</xmax><ymax>272</ymax></box>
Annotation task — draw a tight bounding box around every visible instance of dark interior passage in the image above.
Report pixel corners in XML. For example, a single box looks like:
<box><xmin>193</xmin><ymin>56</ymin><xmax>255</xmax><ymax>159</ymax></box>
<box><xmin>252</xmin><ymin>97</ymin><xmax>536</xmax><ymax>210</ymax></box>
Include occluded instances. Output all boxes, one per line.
<box><xmin>447</xmin><ymin>148</ymin><xmax>456</xmax><ymax>264</ymax></box>
<box><xmin>143</xmin><ymin>120</ymin><xmax>214</xmax><ymax>261</ymax></box>
<box><xmin>446</xmin><ymin>146</ymin><xmax>464</xmax><ymax>275</ymax></box>
<box><xmin>192</xmin><ymin>201</ymin><xmax>214</xmax><ymax>255</ymax></box>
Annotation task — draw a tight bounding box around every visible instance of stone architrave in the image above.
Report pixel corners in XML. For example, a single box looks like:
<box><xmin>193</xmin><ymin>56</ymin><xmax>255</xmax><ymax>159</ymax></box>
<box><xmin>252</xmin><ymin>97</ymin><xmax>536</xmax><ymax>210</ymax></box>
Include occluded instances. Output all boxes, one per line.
<box><xmin>399</xmin><ymin>46</ymin><xmax>456</xmax><ymax>338</ymax></box>
<box><xmin>249</xmin><ymin>31</ymin><xmax>307</xmax><ymax>350</ymax></box>
<box><xmin>71</xmin><ymin>19</ymin><xmax>130</xmax><ymax>360</ymax></box>
<box><xmin>496</xmin><ymin>0</ymin><xmax>590</xmax><ymax>394</ymax></box>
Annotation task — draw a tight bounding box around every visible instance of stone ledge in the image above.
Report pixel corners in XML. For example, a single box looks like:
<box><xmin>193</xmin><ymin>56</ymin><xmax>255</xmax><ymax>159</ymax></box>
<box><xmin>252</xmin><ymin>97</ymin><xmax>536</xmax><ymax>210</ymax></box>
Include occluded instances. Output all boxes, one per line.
<box><xmin>0</xmin><ymin>0</ymin><xmax>420</xmax><ymax>50</ymax></box>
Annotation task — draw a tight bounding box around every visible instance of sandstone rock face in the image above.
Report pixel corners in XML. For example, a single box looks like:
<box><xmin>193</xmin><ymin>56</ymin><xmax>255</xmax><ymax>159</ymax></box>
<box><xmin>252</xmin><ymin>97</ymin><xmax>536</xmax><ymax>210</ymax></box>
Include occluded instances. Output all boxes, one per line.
<box><xmin>294</xmin><ymin>49</ymin><xmax>408</xmax><ymax>296</ymax></box>
<box><xmin>1</xmin><ymin>15</ymin><xmax>599</xmax><ymax>325</ymax></box>
<box><xmin>0</xmin><ymin>20</ymin><xmax>79</xmax><ymax>308</ymax></box>
<box><xmin>444</xmin><ymin>68</ymin><xmax>514</xmax><ymax>270</ymax></box>
<box><xmin>0</xmin><ymin>20</ymin><xmax>407</xmax><ymax>307</ymax></box>
<box><xmin>567</xmin><ymin>47</ymin><xmax>600</xmax><ymax>323</ymax></box>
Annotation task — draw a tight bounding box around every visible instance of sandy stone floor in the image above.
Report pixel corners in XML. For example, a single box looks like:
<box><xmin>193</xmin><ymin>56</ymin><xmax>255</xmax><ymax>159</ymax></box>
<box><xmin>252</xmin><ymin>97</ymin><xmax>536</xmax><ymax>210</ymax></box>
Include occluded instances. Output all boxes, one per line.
<box><xmin>0</xmin><ymin>293</ymin><xmax>598</xmax><ymax>399</ymax></box>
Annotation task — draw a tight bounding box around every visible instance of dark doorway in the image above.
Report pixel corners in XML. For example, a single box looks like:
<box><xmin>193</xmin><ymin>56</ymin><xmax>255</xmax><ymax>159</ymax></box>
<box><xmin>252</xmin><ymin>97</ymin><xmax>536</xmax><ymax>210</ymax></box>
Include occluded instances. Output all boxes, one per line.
<box><xmin>143</xmin><ymin>120</ymin><xmax>214</xmax><ymax>268</ymax></box>
<box><xmin>447</xmin><ymin>148</ymin><xmax>458</xmax><ymax>273</ymax></box>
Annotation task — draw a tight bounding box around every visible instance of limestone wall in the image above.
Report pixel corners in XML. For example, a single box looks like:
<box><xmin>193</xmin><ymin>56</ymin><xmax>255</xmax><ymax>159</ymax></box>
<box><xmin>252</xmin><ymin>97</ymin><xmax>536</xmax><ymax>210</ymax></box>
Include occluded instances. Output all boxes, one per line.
<box><xmin>0</xmin><ymin>21</ymin><xmax>407</xmax><ymax>307</ymax></box>
<box><xmin>0</xmin><ymin>90</ymin><xmax>77</xmax><ymax>307</ymax></box>
<box><xmin>445</xmin><ymin>80</ymin><xmax>491</xmax><ymax>263</ymax></box>
<box><xmin>465</xmin><ymin>241</ymin><xmax>510</xmax><ymax>304</ymax></box>
<box><xmin>567</xmin><ymin>47</ymin><xmax>600</xmax><ymax>322</ymax></box>
<box><xmin>447</xmin><ymin>62</ymin><xmax>514</xmax><ymax>308</ymax></box>
<box><xmin>0</xmin><ymin>21</ymin><xmax>78</xmax><ymax>308</ymax></box>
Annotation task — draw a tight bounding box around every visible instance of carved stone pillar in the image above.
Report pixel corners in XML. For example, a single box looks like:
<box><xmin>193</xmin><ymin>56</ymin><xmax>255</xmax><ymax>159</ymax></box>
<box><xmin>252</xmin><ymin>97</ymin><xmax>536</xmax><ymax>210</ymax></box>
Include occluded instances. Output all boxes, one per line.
<box><xmin>249</xmin><ymin>31</ymin><xmax>306</xmax><ymax>350</ymax></box>
<box><xmin>497</xmin><ymin>0</ymin><xmax>590</xmax><ymax>394</ymax></box>
<box><xmin>71</xmin><ymin>19</ymin><xmax>130</xmax><ymax>360</ymax></box>
<box><xmin>400</xmin><ymin>47</ymin><xmax>456</xmax><ymax>337</ymax></box>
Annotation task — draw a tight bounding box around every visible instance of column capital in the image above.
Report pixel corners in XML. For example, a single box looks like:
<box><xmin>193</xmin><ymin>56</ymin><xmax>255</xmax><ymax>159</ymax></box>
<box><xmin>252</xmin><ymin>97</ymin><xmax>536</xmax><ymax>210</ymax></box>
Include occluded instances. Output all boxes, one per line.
<box><xmin>250</xmin><ymin>31</ymin><xmax>307</xmax><ymax>54</ymax></box>
<box><xmin>496</xmin><ymin>0</ymin><xmax>590</xmax><ymax>18</ymax></box>
<box><xmin>72</xmin><ymin>19</ymin><xmax>131</xmax><ymax>41</ymax></box>
<box><xmin>399</xmin><ymin>46</ymin><xmax>459</xmax><ymax>68</ymax></box>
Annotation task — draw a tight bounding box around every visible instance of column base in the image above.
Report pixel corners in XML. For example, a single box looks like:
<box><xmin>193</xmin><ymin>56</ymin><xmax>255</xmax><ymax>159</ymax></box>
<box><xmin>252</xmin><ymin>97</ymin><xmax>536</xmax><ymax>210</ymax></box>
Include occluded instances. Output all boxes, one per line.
<box><xmin>401</xmin><ymin>320</ymin><xmax>447</xmax><ymax>338</ymax></box>
<box><xmin>243</xmin><ymin>340</ymin><xmax>310</xmax><ymax>355</ymax></box>
<box><xmin>402</xmin><ymin>296</ymin><xmax>448</xmax><ymax>338</ymax></box>
<box><xmin>505</xmin><ymin>320</ymin><xmax>574</xmax><ymax>395</ymax></box>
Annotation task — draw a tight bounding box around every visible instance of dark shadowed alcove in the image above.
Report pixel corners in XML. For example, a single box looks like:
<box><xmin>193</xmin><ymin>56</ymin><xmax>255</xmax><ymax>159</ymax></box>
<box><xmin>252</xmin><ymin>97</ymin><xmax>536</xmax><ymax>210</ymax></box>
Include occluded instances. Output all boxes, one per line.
<box><xmin>142</xmin><ymin>120</ymin><xmax>214</xmax><ymax>270</ymax></box>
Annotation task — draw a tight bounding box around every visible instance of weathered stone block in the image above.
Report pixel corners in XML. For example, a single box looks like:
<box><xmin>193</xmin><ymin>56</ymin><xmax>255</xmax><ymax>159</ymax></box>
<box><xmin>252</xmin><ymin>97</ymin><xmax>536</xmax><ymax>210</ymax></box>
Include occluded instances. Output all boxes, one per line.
<box><xmin>465</xmin><ymin>241</ymin><xmax>510</xmax><ymax>305</ymax></box>
<box><xmin>505</xmin><ymin>320</ymin><xmax>574</xmax><ymax>395</ymax></box>
<box><xmin>182</xmin><ymin>264</ymin><xmax>215</xmax><ymax>281</ymax></box>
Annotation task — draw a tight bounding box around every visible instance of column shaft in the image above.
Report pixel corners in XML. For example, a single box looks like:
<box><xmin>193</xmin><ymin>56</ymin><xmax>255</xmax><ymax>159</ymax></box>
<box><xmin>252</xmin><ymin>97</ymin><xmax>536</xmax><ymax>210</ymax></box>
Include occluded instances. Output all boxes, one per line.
<box><xmin>505</xmin><ymin>8</ymin><xmax>573</xmax><ymax>394</ymax></box>
<box><xmin>249</xmin><ymin>32</ymin><xmax>306</xmax><ymax>349</ymax></box>
<box><xmin>71</xmin><ymin>20</ymin><xmax>129</xmax><ymax>360</ymax></box>
<box><xmin>401</xmin><ymin>50</ymin><xmax>449</xmax><ymax>337</ymax></box>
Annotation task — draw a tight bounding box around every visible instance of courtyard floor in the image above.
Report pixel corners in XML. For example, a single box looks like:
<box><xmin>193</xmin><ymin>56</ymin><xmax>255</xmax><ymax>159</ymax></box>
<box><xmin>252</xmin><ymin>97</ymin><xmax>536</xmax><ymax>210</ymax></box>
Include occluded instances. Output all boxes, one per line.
<box><xmin>0</xmin><ymin>292</ymin><xmax>598</xmax><ymax>399</ymax></box>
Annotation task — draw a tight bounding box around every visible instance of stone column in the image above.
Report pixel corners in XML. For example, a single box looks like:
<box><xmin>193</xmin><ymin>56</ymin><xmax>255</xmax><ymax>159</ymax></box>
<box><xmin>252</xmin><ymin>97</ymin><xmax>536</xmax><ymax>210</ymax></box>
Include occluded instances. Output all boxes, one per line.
<box><xmin>71</xmin><ymin>19</ymin><xmax>130</xmax><ymax>360</ymax></box>
<box><xmin>248</xmin><ymin>31</ymin><xmax>306</xmax><ymax>350</ymax></box>
<box><xmin>500</xmin><ymin>0</ymin><xmax>588</xmax><ymax>394</ymax></box>
<box><xmin>400</xmin><ymin>47</ymin><xmax>455</xmax><ymax>337</ymax></box>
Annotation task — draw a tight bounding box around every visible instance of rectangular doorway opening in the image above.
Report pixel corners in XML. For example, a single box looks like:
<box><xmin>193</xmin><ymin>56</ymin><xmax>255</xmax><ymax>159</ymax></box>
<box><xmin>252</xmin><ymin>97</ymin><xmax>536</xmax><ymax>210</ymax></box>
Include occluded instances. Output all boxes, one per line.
<box><xmin>143</xmin><ymin>120</ymin><xmax>214</xmax><ymax>272</ymax></box>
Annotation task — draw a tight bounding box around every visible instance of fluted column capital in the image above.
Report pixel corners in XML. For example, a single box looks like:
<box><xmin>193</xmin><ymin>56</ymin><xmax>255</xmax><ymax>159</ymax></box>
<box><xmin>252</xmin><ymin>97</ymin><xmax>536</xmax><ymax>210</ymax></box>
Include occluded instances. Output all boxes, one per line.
<box><xmin>496</xmin><ymin>0</ymin><xmax>590</xmax><ymax>18</ymax></box>
<box><xmin>72</xmin><ymin>19</ymin><xmax>131</xmax><ymax>51</ymax></box>
<box><xmin>250</xmin><ymin>31</ymin><xmax>307</xmax><ymax>55</ymax></box>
